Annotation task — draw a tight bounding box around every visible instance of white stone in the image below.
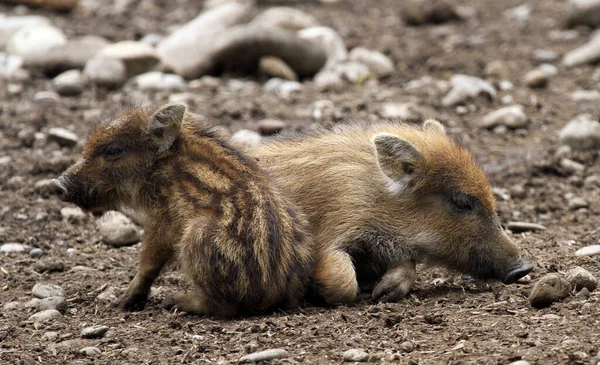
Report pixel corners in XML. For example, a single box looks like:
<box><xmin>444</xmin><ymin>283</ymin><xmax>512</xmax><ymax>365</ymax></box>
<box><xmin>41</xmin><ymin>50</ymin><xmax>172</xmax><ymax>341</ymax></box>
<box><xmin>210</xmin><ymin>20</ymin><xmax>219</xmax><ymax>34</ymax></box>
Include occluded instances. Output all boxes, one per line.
<box><xmin>571</xmin><ymin>90</ymin><xmax>600</xmax><ymax>102</ymax></box>
<box><xmin>97</xmin><ymin>211</ymin><xmax>141</xmax><ymax>247</ymax></box>
<box><xmin>558</xmin><ymin>116</ymin><xmax>600</xmax><ymax>150</ymax></box>
<box><xmin>48</xmin><ymin>127</ymin><xmax>78</xmax><ymax>147</ymax></box>
<box><xmin>313</xmin><ymin>67</ymin><xmax>344</xmax><ymax>91</ymax></box>
<box><xmin>99</xmin><ymin>41</ymin><xmax>159</xmax><ymax>77</ymax></box>
<box><xmin>379</xmin><ymin>102</ymin><xmax>424</xmax><ymax>120</ymax></box>
<box><xmin>348</xmin><ymin>47</ymin><xmax>394</xmax><ymax>78</ymax></box>
<box><xmin>37</xmin><ymin>296</ymin><xmax>67</xmax><ymax>313</ymax></box>
<box><xmin>53</xmin><ymin>70</ymin><xmax>85</xmax><ymax>97</ymax></box>
<box><xmin>343</xmin><ymin>349</ymin><xmax>370</xmax><ymax>362</ymax></box>
<box><xmin>0</xmin><ymin>15</ymin><xmax>50</xmax><ymax>49</ymax></box>
<box><xmin>81</xmin><ymin>325</ymin><xmax>109</xmax><ymax>339</ymax></box>
<box><xmin>251</xmin><ymin>7</ymin><xmax>318</xmax><ymax>31</ymax></box>
<box><xmin>480</xmin><ymin>105</ymin><xmax>528</xmax><ymax>129</ymax></box>
<box><xmin>263</xmin><ymin>78</ymin><xmax>302</xmax><ymax>96</ymax></box>
<box><xmin>239</xmin><ymin>349</ymin><xmax>289</xmax><ymax>363</ymax></box>
<box><xmin>6</xmin><ymin>25</ymin><xmax>67</xmax><ymax>66</ymax></box>
<box><xmin>28</xmin><ymin>309</ymin><xmax>61</xmax><ymax>324</ymax></box>
<box><xmin>1</xmin><ymin>243</ymin><xmax>25</xmax><ymax>253</ymax></box>
<box><xmin>83</xmin><ymin>56</ymin><xmax>127</xmax><ymax>88</ymax></box>
<box><xmin>32</xmin><ymin>283</ymin><xmax>65</xmax><ymax>298</ymax></box>
<box><xmin>298</xmin><ymin>26</ymin><xmax>347</xmax><ymax>67</ymax></box>
<box><xmin>0</xmin><ymin>52</ymin><xmax>24</xmax><ymax>79</ymax></box>
<box><xmin>134</xmin><ymin>71</ymin><xmax>186</xmax><ymax>91</ymax></box>
<box><xmin>563</xmin><ymin>35</ymin><xmax>600</xmax><ymax>68</ymax></box>
<box><xmin>442</xmin><ymin>74</ymin><xmax>495</xmax><ymax>106</ymax></box>
<box><xmin>575</xmin><ymin>245</ymin><xmax>600</xmax><ymax>257</ymax></box>
<box><xmin>61</xmin><ymin>207</ymin><xmax>87</xmax><ymax>221</ymax></box>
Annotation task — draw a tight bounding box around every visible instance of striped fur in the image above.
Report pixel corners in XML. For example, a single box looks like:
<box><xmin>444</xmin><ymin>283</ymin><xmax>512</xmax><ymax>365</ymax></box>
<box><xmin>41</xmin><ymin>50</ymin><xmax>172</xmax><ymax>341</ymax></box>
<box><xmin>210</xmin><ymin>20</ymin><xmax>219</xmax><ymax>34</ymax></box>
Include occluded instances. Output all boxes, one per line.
<box><xmin>56</xmin><ymin>104</ymin><xmax>314</xmax><ymax>317</ymax></box>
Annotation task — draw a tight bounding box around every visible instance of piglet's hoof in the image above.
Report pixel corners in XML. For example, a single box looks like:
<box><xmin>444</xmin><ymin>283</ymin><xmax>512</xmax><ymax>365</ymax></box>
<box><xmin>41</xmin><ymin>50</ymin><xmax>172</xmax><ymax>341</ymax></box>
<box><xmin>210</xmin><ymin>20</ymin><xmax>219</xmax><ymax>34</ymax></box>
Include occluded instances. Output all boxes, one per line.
<box><xmin>115</xmin><ymin>292</ymin><xmax>148</xmax><ymax>311</ymax></box>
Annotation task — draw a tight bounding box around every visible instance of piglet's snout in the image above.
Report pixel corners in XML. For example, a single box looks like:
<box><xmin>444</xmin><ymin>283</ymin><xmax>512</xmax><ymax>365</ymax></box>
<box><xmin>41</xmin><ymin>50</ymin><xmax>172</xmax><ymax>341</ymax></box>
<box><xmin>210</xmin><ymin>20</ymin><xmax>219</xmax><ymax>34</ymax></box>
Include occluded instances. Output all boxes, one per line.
<box><xmin>52</xmin><ymin>177</ymin><xmax>70</xmax><ymax>202</ymax></box>
<box><xmin>502</xmin><ymin>257</ymin><xmax>533</xmax><ymax>284</ymax></box>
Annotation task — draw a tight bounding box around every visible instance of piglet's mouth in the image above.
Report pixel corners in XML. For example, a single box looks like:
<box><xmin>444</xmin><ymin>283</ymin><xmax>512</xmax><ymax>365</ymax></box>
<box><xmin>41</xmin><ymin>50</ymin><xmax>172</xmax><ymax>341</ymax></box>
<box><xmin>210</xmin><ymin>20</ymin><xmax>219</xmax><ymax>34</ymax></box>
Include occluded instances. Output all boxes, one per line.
<box><xmin>502</xmin><ymin>258</ymin><xmax>533</xmax><ymax>284</ymax></box>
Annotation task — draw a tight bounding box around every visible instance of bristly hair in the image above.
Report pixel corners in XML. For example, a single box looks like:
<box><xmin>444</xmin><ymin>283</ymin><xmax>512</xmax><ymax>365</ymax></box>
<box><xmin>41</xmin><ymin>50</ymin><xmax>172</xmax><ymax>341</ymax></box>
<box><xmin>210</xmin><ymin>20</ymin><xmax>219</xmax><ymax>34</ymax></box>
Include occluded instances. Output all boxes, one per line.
<box><xmin>89</xmin><ymin>99</ymin><xmax>148</xmax><ymax>135</ymax></box>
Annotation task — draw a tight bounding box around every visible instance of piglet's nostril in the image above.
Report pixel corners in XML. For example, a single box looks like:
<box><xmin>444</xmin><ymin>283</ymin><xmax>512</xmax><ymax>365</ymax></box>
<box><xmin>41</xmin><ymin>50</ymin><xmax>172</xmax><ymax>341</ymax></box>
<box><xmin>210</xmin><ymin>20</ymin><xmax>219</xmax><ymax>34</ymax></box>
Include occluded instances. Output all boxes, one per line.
<box><xmin>52</xmin><ymin>178</ymin><xmax>69</xmax><ymax>201</ymax></box>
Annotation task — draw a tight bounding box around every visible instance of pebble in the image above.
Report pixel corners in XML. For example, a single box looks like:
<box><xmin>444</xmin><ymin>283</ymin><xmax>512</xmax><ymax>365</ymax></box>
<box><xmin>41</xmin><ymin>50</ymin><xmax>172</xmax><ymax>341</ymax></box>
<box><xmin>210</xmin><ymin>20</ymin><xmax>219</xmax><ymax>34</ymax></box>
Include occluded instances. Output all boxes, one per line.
<box><xmin>484</xmin><ymin>60</ymin><xmax>510</xmax><ymax>79</ymax></box>
<box><xmin>565</xmin><ymin>266</ymin><xmax>598</xmax><ymax>291</ymax></box>
<box><xmin>571</xmin><ymin>90</ymin><xmax>600</xmax><ymax>102</ymax></box>
<box><xmin>43</xmin><ymin>35</ymin><xmax>110</xmax><ymax>74</ymax></box>
<box><xmin>508</xmin><ymin>361</ymin><xmax>531</xmax><ymax>365</ymax></box>
<box><xmin>96</xmin><ymin>286</ymin><xmax>118</xmax><ymax>304</ymax></box>
<box><xmin>29</xmin><ymin>248</ymin><xmax>43</xmax><ymax>258</ymax></box>
<box><xmin>97</xmin><ymin>211</ymin><xmax>141</xmax><ymax>247</ymax></box>
<box><xmin>251</xmin><ymin>7</ymin><xmax>319</xmax><ymax>31</ymax></box>
<box><xmin>379</xmin><ymin>102</ymin><xmax>424</xmax><ymax>121</ymax></box>
<box><xmin>168</xmin><ymin>92</ymin><xmax>195</xmax><ymax>105</ymax></box>
<box><xmin>48</xmin><ymin>127</ymin><xmax>79</xmax><ymax>147</ymax></box>
<box><xmin>348</xmin><ymin>47</ymin><xmax>394</xmax><ymax>78</ymax></box>
<box><xmin>37</xmin><ymin>296</ymin><xmax>67</xmax><ymax>313</ymax></box>
<box><xmin>399</xmin><ymin>341</ymin><xmax>415</xmax><ymax>353</ymax></box>
<box><xmin>263</xmin><ymin>78</ymin><xmax>302</xmax><ymax>96</ymax></box>
<box><xmin>563</xmin><ymin>35</ymin><xmax>600</xmax><ymax>68</ymax></box>
<box><xmin>506</xmin><ymin>221</ymin><xmax>547</xmax><ymax>233</ymax></box>
<box><xmin>480</xmin><ymin>105</ymin><xmax>528</xmax><ymax>129</ymax></box>
<box><xmin>258</xmin><ymin>56</ymin><xmax>298</xmax><ymax>81</ymax></box>
<box><xmin>558</xmin><ymin>116</ymin><xmax>600</xmax><ymax>150</ymax></box>
<box><xmin>231</xmin><ymin>129</ymin><xmax>262</xmax><ymax>148</ymax></box>
<box><xmin>442</xmin><ymin>74</ymin><xmax>495</xmax><ymax>106</ymax></box>
<box><xmin>578</xmin><ymin>287</ymin><xmax>590</xmax><ymax>299</ymax></box>
<box><xmin>28</xmin><ymin>309</ymin><xmax>62</xmax><ymax>324</ymax></box>
<box><xmin>99</xmin><ymin>41</ymin><xmax>159</xmax><ymax>77</ymax></box>
<box><xmin>568</xmin><ymin>197</ymin><xmax>589</xmax><ymax>210</ymax></box>
<box><xmin>528</xmin><ymin>273</ymin><xmax>572</xmax><ymax>309</ymax></box>
<box><xmin>313</xmin><ymin>67</ymin><xmax>344</xmax><ymax>91</ymax></box>
<box><xmin>298</xmin><ymin>26</ymin><xmax>348</xmax><ymax>67</ymax></box>
<box><xmin>504</xmin><ymin>3</ymin><xmax>531</xmax><ymax>27</ymax></box>
<box><xmin>81</xmin><ymin>325</ymin><xmax>109</xmax><ymax>339</ymax></box>
<box><xmin>83</xmin><ymin>56</ymin><xmax>127</xmax><ymax>89</ymax></box>
<box><xmin>60</xmin><ymin>207</ymin><xmax>87</xmax><ymax>221</ymax></box>
<box><xmin>6</xmin><ymin>25</ymin><xmax>67</xmax><ymax>66</ymax></box>
<box><xmin>80</xmin><ymin>347</ymin><xmax>102</xmax><ymax>357</ymax></box>
<box><xmin>32</xmin><ymin>283</ymin><xmax>64</xmax><ymax>298</ymax></box>
<box><xmin>134</xmin><ymin>71</ymin><xmax>186</xmax><ymax>91</ymax></box>
<box><xmin>517</xmin><ymin>275</ymin><xmax>532</xmax><ymax>284</ymax></box>
<box><xmin>401</xmin><ymin>0</ymin><xmax>461</xmax><ymax>26</ymax></box>
<box><xmin>26</xmin><ymin>298</ymin><xmax>41</xmax><ymax>308</ymax></box>
<box><xmin>1</xmin><ymin>242</ymin><xmax>25</xmax><ymax>253</ymax></box>
<box><xmin>34</xmin><ymin>91</ymin><xmax>60</xmax><ymax>105</ymax></box>
<box><xmin>0</xmin><ymin>52</ymin><xmax>24</xmax><ymax>79</ymax></box>
<box><xmin>239</xmin><ymin>348</ymin><xmax>289</xmax><ymax>363</ymax></box>
<box><xmin>0</xmin><ymin>15</ymin><xmax>50</xmax><ymax>49</ymax></box>
<box><xmin>3</xmin><ymin>301</ymin><xmax>22</xmax><ymax>311</ymax></box>
<box><xmin>560</xmin><ymin>158</ymin><xmax>585</xmax><ymax>175</ymax></box>
<box><xmin>343</xmin><ymin>349</ymin><xmax>370</xmax><ymax>362</ymax></box>
<box><xmin>257</xmin><ymin>119</ymin><xmax>287</xmax><ymax>136</ymax></box>
<box><xmin>53</xmin><ymin>69</ymin><xmax>85</xmax><ymax>96</ymax></box>
<box><xmin>576</xmin><ymin>245</ymin><xmax>600</xmax><ymax>257</ymax></box>
<box><xmin>42</xmin><ymin>331</ymin><xmax>59</xmax><ymax>341</ymax></box>
<box><xmin>525</xmin><ymin>69</ymin><xmax>549</xmax><ymax>88</ymax></box>
<box><xmin>532</xmin><ymin>49</ymin><xmax>559</xmax><ymax>64</ymax></box>
<box><xmin>33</xmin><ymin>260</ymin><xmax>65</xmax><ymax>273</ymax></box>
<box><xmin>336</xmin><ymin>61</ymin><xmax>371</xmax><ymax>84</ymax></box>
<box><xmin>566</xmin><ymin>0</ymin><xmax>600</xmax><ymax>27</ymax></box>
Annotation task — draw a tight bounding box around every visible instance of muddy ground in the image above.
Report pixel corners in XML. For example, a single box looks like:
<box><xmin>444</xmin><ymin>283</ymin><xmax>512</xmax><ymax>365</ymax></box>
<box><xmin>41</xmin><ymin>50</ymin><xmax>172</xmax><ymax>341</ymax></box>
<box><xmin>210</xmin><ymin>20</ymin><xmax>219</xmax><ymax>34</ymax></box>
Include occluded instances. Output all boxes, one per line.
<box><xmin>1</xmin><ymin>0</ymin><xmax>599</xmax><ymax>364</ymax></box>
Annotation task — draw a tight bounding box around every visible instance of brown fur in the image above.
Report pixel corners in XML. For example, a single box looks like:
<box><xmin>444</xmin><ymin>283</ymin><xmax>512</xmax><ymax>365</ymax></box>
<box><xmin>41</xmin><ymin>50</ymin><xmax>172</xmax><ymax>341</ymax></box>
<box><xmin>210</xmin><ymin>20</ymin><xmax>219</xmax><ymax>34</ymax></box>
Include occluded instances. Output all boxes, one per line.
<box><xmin>54</xmin><ymin>104</ymin><xmax>314</xmax><ymax>317</ymax></box>
<box><xmin>251</xmin><ymin>119</ymin><xmax>532</xmax><ymax>304</ymax></box>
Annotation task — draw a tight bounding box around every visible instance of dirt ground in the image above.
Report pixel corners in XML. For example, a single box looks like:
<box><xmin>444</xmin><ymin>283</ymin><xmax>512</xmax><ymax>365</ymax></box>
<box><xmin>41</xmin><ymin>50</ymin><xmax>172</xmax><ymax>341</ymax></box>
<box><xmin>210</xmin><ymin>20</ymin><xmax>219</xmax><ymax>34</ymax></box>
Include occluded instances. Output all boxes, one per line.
<box><xmin>1</xmin><ymin>0</ymin><xmax>600</xmax><ymax>364</ymax></box>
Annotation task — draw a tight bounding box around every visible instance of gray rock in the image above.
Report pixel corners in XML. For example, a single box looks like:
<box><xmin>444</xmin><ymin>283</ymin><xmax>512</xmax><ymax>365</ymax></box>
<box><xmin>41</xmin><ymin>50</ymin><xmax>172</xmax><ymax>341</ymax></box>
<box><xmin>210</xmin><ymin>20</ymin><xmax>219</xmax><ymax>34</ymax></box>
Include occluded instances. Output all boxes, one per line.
<box><xmin>42</xmin><ymin>35</ymin><xmax>110</xmax><ymax>74</ymax></box>
<box><xmin>336</xmin><ymin>61</ymin><xmax>371</xmax><ymax>84</ymax></box>
<box><xmin>28</xmin><ymin>309</ymin><xmax>62</xmax><ymax>323</ymax></box>
<box><xmin>560</xmin><ymin>158</ymin><xmax>585</xmax><ymax>175</ymax></box>
<box><xmin>298</xmin><ymin>26</ymin><xmax>347</xmax><ymax>67</ymax></box>
<box><xmin>48</xmin><ymin>127</ymin><xmax>79</xmax><ymax>147</ymax></box>
<box><xmin>568</xmin><ymin>197</ymin><xmax>589</xmax><ymax>210</ymax></box>
<box><xmin>571</xmin><ymin>90</ymin><xmax>600</xmax><ymax>102</ymax></box>
<box><xmin>53</xmin><ymin>69</ymin><xmax>85</xmax><ymax>96</ymax></box>
<box><xmin>504</xmin><ymin>3</ymin><xmax>531</xmax><ymax>27</ymax></box>
<box><xmin>1</xmin><ymin>243</ymin><xmax>25</xmax><ymax>253</ymax></box>
<box><xmin>348</xmin><ymin>47</ymin><xmax>394</xmax><ymax>78</ymax></box>
<box><xmin>528</xmin><ymin>274</ymin><xmax>571</xmax><ymax>309</ymax></box>
<box><xmin>3</xmin><ymin>301</ymin><xmax>22</xmax><ymax>311</ymax></box>
<box><xmin>566</xmin><ymin>0</ymin><xmax>600</xmax><ymax>28</ymax></box>
<box><xmin>379</xmin><ymin>102</ymin><xmax>424</xmax><ymax>121</ymax></box>
<box><xmin>480</xmin><ymin>105</ymin><xmax>528</xmax><ymax>129</ymax></box>
<box><xmin>532</xmin><ymin>49</ymin><xmax>559</xmax><ymax>64</ymax></box>
<box><xmin>257</xmin><ymin>119</ymin><xmax>287</xmax><ymax>136</ymax></box>
<box><xmin>32</xmin><ymin>283</ymin><xmax>64</xmax><ymax>298</ymax></box>
<box><xmin>525</xmin><ymin>69</ymin><xmax>549</xmax><ymax>88</ymax></box>
<box><xmin>34</xmin><ymin>91</ymin><xmax>60</xmax><ymax>105</ymax></box>
<box><xmin>60</xmin><ymin>207</ymin><xmax>87</xmax><ymax>221</ymax></box>
<box><xmin>29</xmin><ymin>248</ymin><xmax>43</xmax><ymax>258</ymax></box>
<box><xmin>264</xmin><ymin>78</ymin><xmax>302</xmax><ymax>96</ymax></box>
<box><xmin>133</xmin><ymin>71</ymin><xmax>186</xmax><ymax>91</ymax></box>
<box><xmin>97</xmin><ymin>211</ymin><xmax>141</xmax><ymax>247</ymax></box>
<box><xmin>442</xmin><ymin>74</ymin><xmax>495</xmax><ymax>106</ymax></box>
<box><xmin>508</xmin><ymin>361</ymin><xmax>531</xmax><ymax>365</ymax></box>
<box><xmin>99</xmin><ymin>41</ymin><xmax>159</xmax><ymax>77</ymax></box>
<box><xmin>6</xmin><ymin>25</ymin><xmax>67</xmax><ymax>66</ymax></box>
<box><xmin>83</xmin><ymin>56</ymin><xmax>127</xmax><ymax>88</ymax></box>
<box><xmin>258</xmin><ymin>56</ymin><xmax>298</xmax><ymax>81</ymax></box>
<box><xmin>96</xmin><ymin>286</ymin><xmax>118</xmax><ymax>304</ymax></box>
<box><xmin>565</xmin><ymin>266</ymin><xmax>598</xmax><ymax>291</ymax></box>
<box><xmin>37</xmin><ymin>296</ymin><xmax>67</xmax><ymax>313</ymax></box>
<box><xmin>239</xmin><ymin>348</ymin><xmax>289</xmax><ymax>363</ymax></box>
<box><xmin>157</xmin><ymin>2</ymin><xmax>252</xmax><ymax>79</ymax></box>
<box><xmin>563</xmin><ymin>35</ymin><xmax>600</xmax><ymax>68</ymax></box>
<box><xmin>80</xmin><ymin>347</ymin><xmax>102</xmax><ymax>357</ymax></box>
<box><xmin>231</xmin><ymin>129</ymin><xmax>262</xmax><ymax>148</ymax></box>
<box><xmin>506</xmin><ymin>221</ymin><xmax>547</xmax><ymax>233</ymax></box>
<box><xmin>401</xmin><ymin>0</ymin><xmax>461</xmax><ymax>26</ymax></box>
<box><xmin>399</xmin><ymin>341</ymin><xmax>415</xmax><ymax>353</ymax></box>
<box><xmin>41</xmin><ymin>331</ymin><xmax>59</xmax><ymax>341</ymax></box>
<box><xmin>81</xmin><ymin>325</ymin><xmax>109</xmax><ymax>339</ymax></box>
<box><xmin>558</xmin><ymin>116</ymin><xmax>600</xmax><ymax>150</ymax></box>
<box><xmin>0</xmin><ymin>52</ymin><xmax>24</xmax><ymax>79</ymax></box>
<box><xmin>250</xmin><ymin>7</ymin><xmax>318</xmax><ymax>31</ymax></box>
<box><xmin>313</xmin><ymin>67</ymin><xmax>344</xmax><ymax>91</ymax></box>
<box><xmin>343</xmin><ymin>349</ymin><xmax>370</xmax><ymax>362</ymax></box>
<box><xmin>0</xmin><ymin>15</ymin><xmax>50</xmax><ymax>49</ymax></box>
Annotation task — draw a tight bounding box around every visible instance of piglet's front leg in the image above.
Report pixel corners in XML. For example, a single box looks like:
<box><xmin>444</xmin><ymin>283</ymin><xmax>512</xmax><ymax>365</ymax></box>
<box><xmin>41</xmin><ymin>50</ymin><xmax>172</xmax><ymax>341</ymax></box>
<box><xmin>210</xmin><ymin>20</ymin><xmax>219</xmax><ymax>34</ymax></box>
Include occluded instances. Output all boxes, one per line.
<box><xmin>371</xmin><ymin>260</ymin><xmax>417</xmax><ymax>302</ymax></box>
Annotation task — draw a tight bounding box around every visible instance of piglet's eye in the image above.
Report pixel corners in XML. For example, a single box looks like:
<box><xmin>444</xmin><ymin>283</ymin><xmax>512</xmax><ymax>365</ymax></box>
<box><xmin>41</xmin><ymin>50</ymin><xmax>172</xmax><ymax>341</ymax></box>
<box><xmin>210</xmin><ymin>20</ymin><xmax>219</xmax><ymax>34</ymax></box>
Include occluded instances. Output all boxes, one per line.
<box><xmin>449</xmin><ymin>192</ymin><xmax>477</xmax><ymax>213</ymax></box>
<box><xmin>102</xmin><ymin>145</ymin><xmax>125</xmax><ymax>159</ymax></box>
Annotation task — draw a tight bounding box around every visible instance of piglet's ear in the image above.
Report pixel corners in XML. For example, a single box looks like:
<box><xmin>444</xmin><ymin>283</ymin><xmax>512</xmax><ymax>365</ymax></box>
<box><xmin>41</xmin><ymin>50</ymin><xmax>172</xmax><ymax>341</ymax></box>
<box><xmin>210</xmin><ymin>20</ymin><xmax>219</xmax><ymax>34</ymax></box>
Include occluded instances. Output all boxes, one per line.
<box><xmin>423</xmin><ymin>119</ymin><xmax>446</xmax><ymax>135</ymax></box>
<box><xmin>148</xmin><ymin>104</ymin><xmax>185</xmax><ymax>154</ymax></box>
<box><xmin>372</xmin><ymin>133</ymin><xmax>422</xmax><ymax>190</ymax></box>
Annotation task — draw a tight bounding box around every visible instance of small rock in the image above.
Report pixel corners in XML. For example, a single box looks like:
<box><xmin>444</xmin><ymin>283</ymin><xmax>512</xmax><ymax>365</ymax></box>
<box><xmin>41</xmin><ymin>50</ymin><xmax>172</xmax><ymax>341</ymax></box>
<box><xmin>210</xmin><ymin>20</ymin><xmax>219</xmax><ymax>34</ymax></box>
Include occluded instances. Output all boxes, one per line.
<box><xmin>96</xmin><ymin>286</ymin><xmax>118</xmax><ymax>304</ymax></box>
<box><xmin>565</xmin><ymin>266</ymin><xmax>598</xmax><ymax>291</ymax></box>
<box><xmin>81</xmin><ymin>325</ymin><xmax>109</xmax><ymax>339</ymax></box>
<box><xmin>577</xmin><ymin>287</ymin><xmax>590</xmax><ymax>299</ymax></box>
<box><xmin>560</xmin><ymin>158</ymin><xmax>586</xmax><ymax>175</ymax></box>
<box><xmin>568</xmin><ymin>197</ymin><xmax>589</xmax><ymax>210</ymax></box>
<box><xmin>80</xmin><ymin>347</ymin><xmax>102</xmax><ymax>357</ymax></box>
<box><xmin>575</xmin><ymin>245</ymin><xmax>600</xmax><ymax>257</ymax></box>
<box><xmin>26</xmin><ymin>298</ymin><xmax>41</xmax><ymax>309</ymax></box>
<box><xmin>53</xmin><ymin>69</ymin><xmax>85</xmax><ymax>96</ymax></box>
<box><xmin>0</xmin><ymin>15</ymin><xmax>50</xmax><ymax>49</ymax></box>
<box><xmin>343</xmin><ymin>349</ymin><xmax>370</xmax><ymax>362</ymax></box>
<box><xmin>348</xmin><ymin>47</ymin><xmax>394</xmax><ymax>78</ymax></box>
<box><xmin>442</xmin><ymin>74</ymin><xmax>495</xmax><ymax>106</ymax></box>
<box><xmin>258</xmin><ymin>56</ymin><xmax>298</xmax><ymax>81</ymax></box>
<box><xmin>0</xmin><ymin>52</ymin><xmax>24</xmax><ymax>79</ymax></box>
<box><xmin>379</xmin><ymin>102</ymin><xmax>424</xmax><ymax>121</ymax></box>
<box><xmin>563</xmin><ymin>36</ymin><xmax>600</xmax><ymax>68</ymax></box>
<box><xmin>337</xmin><ymin>61</ymin><xmax>371</xmax><ymax>84</ymax></box>
<box><xmin>99</xmin><ymin>41</ymin><xmax>160</xmax><ymax>77</ymax></box>
<box><xmin>480</xmin><ymin>105</ymin><xmax>528</xmax><ymax>129</ymax></box>
<box><xmin>313</xmin><ymin>67</ymin><xmax>345</xmax><ymax>91</ymax></box>
<box><xmin>566</xmin><ymin>0</ymin><xmax>600</xmax><ymax>28</ymax></box>
<box><xmin>97</xmin><ymin>211</ymin><xmax>141</xmax><ymax>247</ymax></box>
<box><xmin>571</xmin><ymin>90</ymin><xmax>600</xmax><ymax>102</ymax></box>
<box><xmin>60</xmin><ymin>207</ymin><xmax>87</xmax><ymax>221</ymax></box>
<box><xmin>6</xmin><ymin>25</ymin><xmax>67</xmax><ymax>66</ymax></box>
<box><xmin>48</xmin><ymin>127</ymin><xmax>78</xmax><ymax>147</ymax></box>
<box><xmin>399</xmin><ymin>341</ymin><xmax>415</xmax><ymax>353</ymax></box>
<box><xmin>29</xmin><ymin>248</ymin><xmax>43</xmax><ymax>258</ymax></box>
<box><xmin>402</xmin><ymin>0</ymin><xmax>461</xmax><ymax>26</ymax></box>
<box><xmin>506</xmin><ymin>221</ymin><xmax>547</xmax><ymax>233</ymax></box>
<box><xmin>532</xmin><ymin>49</ymin><xmax>558</xmax><ymax>64</ymax></box>
<box><xmin>83</xmin><ymin>56</ymin><xmax>127</xmax><ymax>89</ymax></box>
<box><xmin>3</xmin><ymin>301</ymin><xmax>22</xmax><ymax>311</ymax></box>
<box><xmin>33</xmin><ymin>260</ymin><xmax>65</xmax><ymax>273</ymax></box>
<box><xmin>558</xmin><ymin>116</ymin><xmax>600</xmax><ymax>151</ymax></box>
<box><xmin>509</xmin><ymin>185</ymin><xmax>526</xmax><ymax>199</ymax></box>
<box><xmin>168</xmin><ymin>92</ymin><xmax>195</xmax><ymax>105</ymax></box>
<box><xmin>525</xmin><ymin>69</ymin><xmax>549</xmax><ymax>88</ymax></box>
<box><xmin>34</xmin><ymin>91</ymin><xmax>60</xmax><ymax>105</ymax></box>
<box><xmin>1</xmin><ymin>243</ymin><xmax>25</xmax><ymax>253</ymax></box>
<box><xmin>263</xmin><ymin>78</ymin><xmax>302</xmax><ymax>97</ymax></box>
<box><xmin>43</xmin><ymin>35</ymin><xmax>110</xmax><ymax>74</ymax></box>
<box><xmin>28</xmin><ymin>309</ymin><xmax>62</xmax><ymax>324</ymax></box>
<box><xmin>508</xmin><ymin>361</ymin><xmax>531</xmax><ymax>365</ymax></box>
<box><xmin>517</xmin><ymin>275</ymin><xmax>532</xmax><ymax>284</ymax></box>
<box><xmin>298</xmin><ymin>26</ymin><xmax>347</xmax><ymax>67</ymax></box>
<box><xmin>41</xmin><ymin>331</ymin><xmax>59</xmax><ymax>341</ymax></box>
<box><xmin>504</xmin><ymin>3</ymin><xmax>531</xmax><ymax>27</ymax></box>
<box><xmin>231</xmin><ymin>129</ymin><xmax>262</xmax><ymax>148</ymax></box>
<box><xmin>251</xmin><ymin>7</ymin><xmax>319</xmax><ymax>31</ymax></box>
<box><xmin>32</xmin><ymin>283</ymin><xmax>64</xmax><ymax>299</ymax></box>
<box><xmin>133</xmin><ymin>71</ymin><xmax>186</xmax><ymax>91</ymax></box>
<box><xmin>528</xmin><ymin>273</ymin><xmax>571</xmax><ymax>309</ymax></box>
<box><xmin>239</xmin><ymin>348</ymin><xmax>289</xmax><ymax>363</ymax></box>
<box><xmin>37</xmin><ymin>296</ymin><xmax>67</xmax><ymax>313</ymax></box>
<box><xmin>484</xmin><ymin>60</ymin><xmax>510</xmax><ymax>79</ymax></box>
<box><xmin>257</xmin><ymin>119</ymin><xmax>287</xmax><ymax>136</ymax></box>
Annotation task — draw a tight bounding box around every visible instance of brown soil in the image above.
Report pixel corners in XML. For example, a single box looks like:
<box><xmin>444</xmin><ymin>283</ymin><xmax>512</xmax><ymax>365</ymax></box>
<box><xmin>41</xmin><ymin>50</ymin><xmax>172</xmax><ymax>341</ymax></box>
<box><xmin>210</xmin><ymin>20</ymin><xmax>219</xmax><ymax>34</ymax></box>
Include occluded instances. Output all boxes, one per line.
<box><xmin>1</xmin><ymin>0</ymin><xmax>599</xmax><ymax>364</ymax></box>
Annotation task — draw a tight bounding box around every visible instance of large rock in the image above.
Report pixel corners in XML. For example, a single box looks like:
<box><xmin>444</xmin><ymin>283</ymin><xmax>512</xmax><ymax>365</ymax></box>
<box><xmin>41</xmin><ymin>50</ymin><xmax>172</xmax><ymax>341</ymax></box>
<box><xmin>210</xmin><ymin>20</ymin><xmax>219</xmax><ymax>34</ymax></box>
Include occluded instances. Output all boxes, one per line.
<box><xmin>250</xmin><ymin>7</ymin><xmax>319</xmax><ymax>31</ymax></box>
<box><xmin>6</xmin><ymin>25</ymin><xmax>67</xmax><ymax>66</ymax></box>
<box><xmin>0</xmin><ymin>15</ymin><xmax>50</xmax><ymax>49</ymax></box>
<box><xmin>565</xmin><ymin>267</ymin><xmax>598</xmax><ymax>291</ymax></box>
<box><xmin>401</xmin><ymin>0</ymin><xmax>461</xmax><ymax>26</ymax></box>
<box><xmin>528</xmin><ymin>274</ymin><xmax>571</xmax><ymax>309</ymax></box>
<box><xmin>563</xmin><ymin>35</ymin><xmax>600</xmax><ymax>68</ymax></box>
<box><xmin>157</xmin><ymin>2</ymin><xmax>252</xmax><ymax>79</ymax></box>
<box><xmin>99</xmin><ymin>41</ymin><xmax>159</xmax><ymax>77</ymax></box>
<box><xmin>83</xmin><ymin>56</ymin><xmax>127</xmax><ymax>88</ymax></box>
<box><xmin>348</xmin><ymin>47</ymin><xmax>394</xmax><ymax>78</ymax></box>
<box><xmin>298</xmin><ymin>26</ymin><xmax>347</xmax><ymax>67</ymax></box>
<box><xmin>42</xmin><ymin>36</ymin><xmax>110</xmax><ymax>75</ymax></box>
<box><xmin>566</xmin><ymin>0</ymin><xmax>600</xmax><ymax>28</ymax></box>
<box><xmin>442</xmin><ymin>74</ymin><xmax>496</xmax><ymax>106</ymax></box>
<box><xmin>97</xmin><ymin>211</ymin><xmax>141</xmax><ymax>247</ymax></box>
<box><xmin>558</xmin><ymin>116</ymin><xmax>600</xmax><ymax>150</ymax></box>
